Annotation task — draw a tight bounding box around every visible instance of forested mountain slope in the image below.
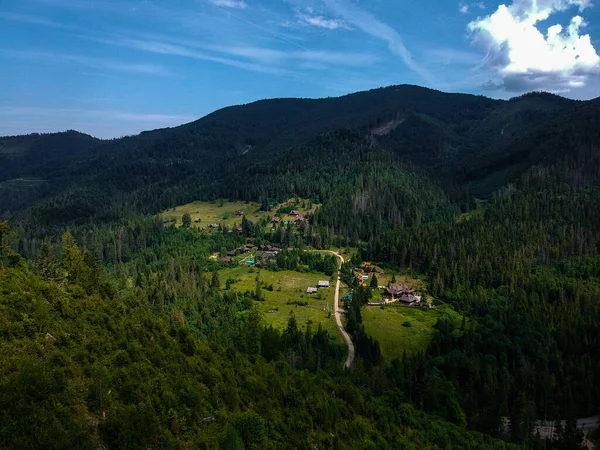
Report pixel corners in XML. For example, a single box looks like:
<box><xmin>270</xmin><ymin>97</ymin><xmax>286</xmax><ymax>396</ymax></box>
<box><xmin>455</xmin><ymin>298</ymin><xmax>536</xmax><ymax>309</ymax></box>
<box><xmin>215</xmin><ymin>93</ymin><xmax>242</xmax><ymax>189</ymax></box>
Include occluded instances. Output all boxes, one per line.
<box><xmin>0</xmin><ymin>225</ymin><xmax>520</xmax><ymax>450</ymax></box>
<box><xmin>2</xmin><ymin>84</ymin><xmax>600</xmax><ymax>449</ymax></box>
<box><xmin>0</xmin><ymin>85</ymin><xmax>582</xmax><ymax>226</ymax></box>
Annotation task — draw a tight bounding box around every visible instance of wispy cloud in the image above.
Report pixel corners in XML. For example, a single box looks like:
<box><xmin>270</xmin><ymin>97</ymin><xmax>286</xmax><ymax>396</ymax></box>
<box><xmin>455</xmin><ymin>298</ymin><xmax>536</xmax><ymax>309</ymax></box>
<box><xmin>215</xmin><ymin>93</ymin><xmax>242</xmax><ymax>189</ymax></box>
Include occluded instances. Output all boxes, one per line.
<box><xmin>198</xmin><ymin>42</ymin><xmax>377</xmax><ymax>66</ymax></box>
<box><xmin>207</xmin><ymin>0</ymin><xmax>248</xmax><ymax>9</ymax></box>
<box><xmin>459</xmin><ymin>2</ymin><xmax>485</xmax><ymax>14</ymax></box>
<box><xmin>95</xmin><ymin>36</ymin><xmax>296</xmax><ymax>75</ymax></box>
<box><xmin>321</xmin><ymin>0</ymin><xmax>434</xmax><ymax>83</ymax></box>
<box><xmin>296</xmin><ymin>11</ymin><xmax>349</xmax><ymax>30</ymax></box>
<box><xmin>0</xmin><ymin>49</ymin><xmax>172</xmax><ymax>76</ymax></box>
<box><xmin>87</xmin><ymin>30</ymin><xmax>376</xmax><ymax>73</ymax></box>
<box><xmin>0</xmin><ymin>11</ymin><xmax>64</xmax><ymax>28</ymax></box>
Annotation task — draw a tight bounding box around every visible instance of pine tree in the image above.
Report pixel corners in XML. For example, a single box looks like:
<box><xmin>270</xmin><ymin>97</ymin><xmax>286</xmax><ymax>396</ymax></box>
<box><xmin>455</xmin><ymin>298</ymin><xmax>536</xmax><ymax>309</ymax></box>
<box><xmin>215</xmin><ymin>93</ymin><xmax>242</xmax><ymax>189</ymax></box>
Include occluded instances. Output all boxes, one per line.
<box><xmin>370</xmin><ymin>274</ymin><xmax>378</xmax><ymax>288</ymax></box>
<box><xmin>34</xmin><ymin>240</ymin><xmax>63</xmax><ymax>283</ymax></box>
<box><xmin>62</xmin><ymin>231</ymin><xmax>87</xmax><ymax>284</ymax></box>
<box><xmin>0</xmin><ymin>221</ymin><xmax>13</xmax><ymax>270</ymax></box>
<box><xmin>181</xmin><ymin>214</ymin><xmax>191</xmax><ymax>229</ymax></box>
<box><xmin>211</xmin><ymin>271</ymin><xmax>220</xmax><ymax>289</ymax></box>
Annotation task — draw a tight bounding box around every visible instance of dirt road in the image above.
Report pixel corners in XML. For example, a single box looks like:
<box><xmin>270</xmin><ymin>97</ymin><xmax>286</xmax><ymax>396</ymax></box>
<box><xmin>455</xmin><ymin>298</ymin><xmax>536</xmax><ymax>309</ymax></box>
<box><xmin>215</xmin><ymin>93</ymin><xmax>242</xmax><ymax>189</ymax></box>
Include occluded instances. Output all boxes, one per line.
<box><xmin>326</xmin><ymin>251</ymin><xmax>355</xmax><ymax>368</ymax></box>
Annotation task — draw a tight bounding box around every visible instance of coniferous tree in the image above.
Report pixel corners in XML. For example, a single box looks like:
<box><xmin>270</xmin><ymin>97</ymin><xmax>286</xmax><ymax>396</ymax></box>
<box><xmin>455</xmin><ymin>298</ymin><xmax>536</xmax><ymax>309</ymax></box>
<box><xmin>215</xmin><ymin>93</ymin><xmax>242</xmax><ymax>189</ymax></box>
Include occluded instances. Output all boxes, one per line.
<box><xmin>181</xmin><ymin>213</ymin><xmax>191</xmax><ymax>229</ymax></box>
<box><xmin>62</xmin><ymin>230</ymin><xmax>87</xmax><ymax>284</ymax></box>
<box><xmin>34</xmin><ymin>239</ymin><xmax>63</xmax><ymax>283</ymax></box>
<box><xmin>370</xmin><ymin>274</ymin><xmax>378</xmax><ymax>288</ymax></box>
<box><xmin>211</xmin><ymin>271</ymin><xmax>220</xmax><ymax>289</ymax></box>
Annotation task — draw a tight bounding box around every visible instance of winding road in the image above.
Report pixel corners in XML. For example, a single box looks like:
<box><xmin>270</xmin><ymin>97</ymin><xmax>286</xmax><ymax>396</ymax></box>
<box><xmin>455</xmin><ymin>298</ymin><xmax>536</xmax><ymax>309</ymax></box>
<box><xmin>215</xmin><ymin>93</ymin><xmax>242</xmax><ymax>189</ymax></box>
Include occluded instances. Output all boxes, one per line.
<box><xmin>317</xmin><ymin>250</ymin><xmax>355</xmax><ymax>368</ymax></box>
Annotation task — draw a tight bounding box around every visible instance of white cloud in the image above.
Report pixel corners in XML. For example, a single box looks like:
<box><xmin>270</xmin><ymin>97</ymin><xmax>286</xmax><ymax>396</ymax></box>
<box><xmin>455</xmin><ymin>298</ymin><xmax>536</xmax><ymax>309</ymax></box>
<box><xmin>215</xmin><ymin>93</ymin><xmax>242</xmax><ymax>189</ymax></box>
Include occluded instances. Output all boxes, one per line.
<box><xmin>296</xmin><ymin>12</ymin><xmax>348</xmax><ymax>29</ymax></box>
<box><xmin>460</xmin><ymin>2</ymin><xmax>485</xmax><ymax>13</ymax></box>
<box><xmin>208</xmin><ymin>0</ymin><xmax>248</xmax><ymax>9</ymax></box>
<box><xmin>469</xmin><ymin>0</ymin><xmax>600</xmax><ymax>92</ymax></box>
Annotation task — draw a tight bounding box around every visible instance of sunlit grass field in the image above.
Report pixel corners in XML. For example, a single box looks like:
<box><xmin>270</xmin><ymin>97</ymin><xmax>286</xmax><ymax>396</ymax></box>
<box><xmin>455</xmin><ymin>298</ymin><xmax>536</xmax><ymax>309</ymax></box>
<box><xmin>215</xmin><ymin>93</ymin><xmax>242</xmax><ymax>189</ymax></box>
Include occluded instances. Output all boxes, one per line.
<box><xmin>160</xmin><ymin>198</ymin><xmax>319</xmax><ymax>229</ymax></box>
<box><xmin>362</xmin><ymin>304</ymin><xmax>461</xmax><ymax>360</ymax></box>
<box><xmin>216</xmin><ymin>265</ymin><xmax>342</xmax><ymax>342</ymax></box>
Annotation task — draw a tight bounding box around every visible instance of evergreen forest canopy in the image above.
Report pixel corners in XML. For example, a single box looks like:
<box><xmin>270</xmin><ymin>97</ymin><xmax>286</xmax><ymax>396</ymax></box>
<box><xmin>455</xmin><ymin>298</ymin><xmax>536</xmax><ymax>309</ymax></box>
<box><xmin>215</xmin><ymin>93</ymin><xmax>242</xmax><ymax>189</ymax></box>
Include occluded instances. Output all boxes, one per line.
<box><xmin>1</xmin><ymin>84</ymin><xmax>599</xmax><ymax>449</ymax></box>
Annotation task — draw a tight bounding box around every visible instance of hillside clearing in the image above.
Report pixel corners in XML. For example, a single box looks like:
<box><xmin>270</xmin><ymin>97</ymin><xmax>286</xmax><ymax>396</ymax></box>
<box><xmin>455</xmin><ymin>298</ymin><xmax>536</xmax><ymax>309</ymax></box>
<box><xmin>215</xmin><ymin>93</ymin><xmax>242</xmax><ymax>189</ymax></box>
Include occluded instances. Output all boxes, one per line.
<box><xmin>160</xmin><ymin>198</ymin><xmax>319</xmax><ymax>229</ymax></box>
<box><xmin>362</xmin><ymin>304</ymin><xmax>461</xmax><ymax>360</ymax></box>
<box><xmin>216</xmin><ymin>265</ymin><xmax>342</xmax><ymax>342</ymax></box>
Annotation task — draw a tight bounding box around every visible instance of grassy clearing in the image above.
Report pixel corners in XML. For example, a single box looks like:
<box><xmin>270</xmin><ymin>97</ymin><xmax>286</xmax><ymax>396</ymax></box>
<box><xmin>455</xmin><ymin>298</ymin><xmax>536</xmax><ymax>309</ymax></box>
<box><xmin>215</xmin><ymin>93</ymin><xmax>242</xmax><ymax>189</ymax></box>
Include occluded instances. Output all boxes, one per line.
<box><xmin>361</xmin><ymin>304</ymin><xmax>461</xmax><ymax>361</ymax></box>
<box><xmin>160</xmin><ymin>198</ymin><xmax>319</xmax><ymax>229</ymax></box>
<box><xmin>352</xmin><ymin>268</ymin><xmax>427</xmax><ymax>292</ymax></box>
<box><xmin>216</xmin><ymin>265</ymin><xmax>341</xmax><ymax>342</ymax></box>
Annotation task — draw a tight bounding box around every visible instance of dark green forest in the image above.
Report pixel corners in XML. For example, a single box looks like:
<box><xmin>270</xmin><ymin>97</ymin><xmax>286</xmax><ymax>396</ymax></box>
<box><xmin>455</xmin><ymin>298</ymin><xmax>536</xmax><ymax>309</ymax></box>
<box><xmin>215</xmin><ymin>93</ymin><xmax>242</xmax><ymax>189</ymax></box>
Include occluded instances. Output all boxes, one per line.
<box><xmin>1</xmin><ymin>85</ymin><xmax>599</xmax><ymax>449</ymax></box>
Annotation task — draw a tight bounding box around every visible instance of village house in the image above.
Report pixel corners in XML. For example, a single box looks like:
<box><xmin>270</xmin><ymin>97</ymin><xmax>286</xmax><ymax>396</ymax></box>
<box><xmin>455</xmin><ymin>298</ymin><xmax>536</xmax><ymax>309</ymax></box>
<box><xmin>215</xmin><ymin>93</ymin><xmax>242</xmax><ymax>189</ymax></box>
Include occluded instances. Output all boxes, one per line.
<box><xmin>194</xmin><ymin>218</ymin><xmax>201</xmax><ymax>223</ymax></box>
<box><xmin>223</xmin><ymin>257</ymin><xmax>233</xmax><ymax>263</ymax></box>
<box><xmin>289</xmin><ymin>210</ymin><xmax>300</xmax><ymax>216</ymax></box>
<box><xmin>226</xmin><ymin>250</ymin><xmax>236</xmax><ymax>257</ymax></box>
<box><xmin>307</xmin><ymin>287</ymin><xmax>318</xmax><ymax>295</ymax></box>
<box><xmin>236</xmin><ymin>228</ymin><xmax>243</xmax><ymax>233</ymax></box>
<box><xmin>317</xmin><ymin>280</ymin><xmax>330</xmax><ymax>289</ymax></box>
<box><xmin>208</xmin><ymin>223</ymin><xmax>219</xmax><ymax>229</ymax></box>
<box><xmin>246</xmin><ymin>244</ymin><xmax>256</xmax><ymax>249</ymax></box>
<box><xmin>295</xmin><ymin>215</ymin><xmax>305</xmax><ymax>223</ymax></box>
<box><xmin>271</xmin><ymin>216</ymin><xmax>280</xmax><ymax>224</ymax></box>
<box><xmin>384</xmin><ymin>284</ymin><xmax>420</xmax><ymax>306</ymax></box>
<box><xmin>256</xmin><ymin>251</ymin><xmax>277</xmax><ymax>267</ymax></box>
<box><xmin>234</xmin><ymin>210</ymin><xmax>244</xmax><ymax>216</ymax></box>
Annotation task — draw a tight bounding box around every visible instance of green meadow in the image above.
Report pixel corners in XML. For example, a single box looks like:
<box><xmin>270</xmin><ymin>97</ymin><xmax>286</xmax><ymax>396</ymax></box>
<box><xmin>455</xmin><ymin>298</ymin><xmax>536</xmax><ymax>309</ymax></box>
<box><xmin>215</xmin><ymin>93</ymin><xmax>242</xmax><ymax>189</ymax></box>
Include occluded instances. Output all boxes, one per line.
<box><xmin>216</xmin><ymin>265</ymin><xmax>341</xmax><ymax>342</ymax></box>
<box><xmin>160</xmin><ymin>198</ymin><xmax>319</xmax><ymax>229</ymax></box>
<box><xmin>361</xmin><ymin>304</ymin><xmax>461</xmax><ymax>361</ymax></box>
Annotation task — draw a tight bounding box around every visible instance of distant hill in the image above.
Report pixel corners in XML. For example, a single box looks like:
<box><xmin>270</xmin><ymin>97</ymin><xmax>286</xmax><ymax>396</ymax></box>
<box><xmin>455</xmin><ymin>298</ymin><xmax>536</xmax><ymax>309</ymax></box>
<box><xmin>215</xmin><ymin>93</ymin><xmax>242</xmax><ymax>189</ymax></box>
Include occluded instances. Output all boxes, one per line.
<box><xmin>1</xmin><ymin>84</ymin><xmax>595</xmax><ymax>228</ymax></box>
<box><xmin>0</xmin><ymin>130</ymin><xmax>99</xmax><ymax>178</ymax></box>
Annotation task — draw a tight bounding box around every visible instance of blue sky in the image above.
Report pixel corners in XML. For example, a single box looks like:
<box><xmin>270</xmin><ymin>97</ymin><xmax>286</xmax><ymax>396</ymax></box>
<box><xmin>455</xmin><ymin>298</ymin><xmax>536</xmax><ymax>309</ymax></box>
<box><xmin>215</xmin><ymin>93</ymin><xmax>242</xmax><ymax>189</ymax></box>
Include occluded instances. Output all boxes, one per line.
<box><xmin>1</xmin><ymin>0</ymin><xmax>599</xmax><ymax>138</ymax></box>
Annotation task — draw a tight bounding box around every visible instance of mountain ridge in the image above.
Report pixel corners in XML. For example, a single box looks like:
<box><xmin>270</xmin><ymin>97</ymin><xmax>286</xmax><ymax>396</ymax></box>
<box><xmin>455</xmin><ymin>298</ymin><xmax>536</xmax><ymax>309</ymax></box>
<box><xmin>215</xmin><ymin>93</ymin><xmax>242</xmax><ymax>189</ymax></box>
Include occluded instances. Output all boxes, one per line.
<box><xmin>0</xmin><ymin>84</ymin><xmax>596</xmax><ymax>228</ymax></box>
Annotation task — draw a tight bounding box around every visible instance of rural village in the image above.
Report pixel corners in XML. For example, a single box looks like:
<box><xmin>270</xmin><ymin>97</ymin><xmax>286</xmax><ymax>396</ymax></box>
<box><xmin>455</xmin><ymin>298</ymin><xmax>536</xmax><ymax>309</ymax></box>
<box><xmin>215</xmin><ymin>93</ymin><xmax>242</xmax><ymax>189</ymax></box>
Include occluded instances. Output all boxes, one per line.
<box><xmin>160</xmin><ymin>198</ymin><xmax>443</xmax><ymax>363</ymax></box>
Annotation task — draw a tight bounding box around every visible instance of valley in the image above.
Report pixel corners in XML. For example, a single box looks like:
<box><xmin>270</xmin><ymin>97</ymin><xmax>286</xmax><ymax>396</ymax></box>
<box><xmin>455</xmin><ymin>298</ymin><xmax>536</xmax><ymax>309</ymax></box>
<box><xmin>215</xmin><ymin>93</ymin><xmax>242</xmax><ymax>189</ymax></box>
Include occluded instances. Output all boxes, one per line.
<box><xmin>1</xmin><ymin>85</ymin><xmax>599</xmax><ymax>449</ymax></box>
